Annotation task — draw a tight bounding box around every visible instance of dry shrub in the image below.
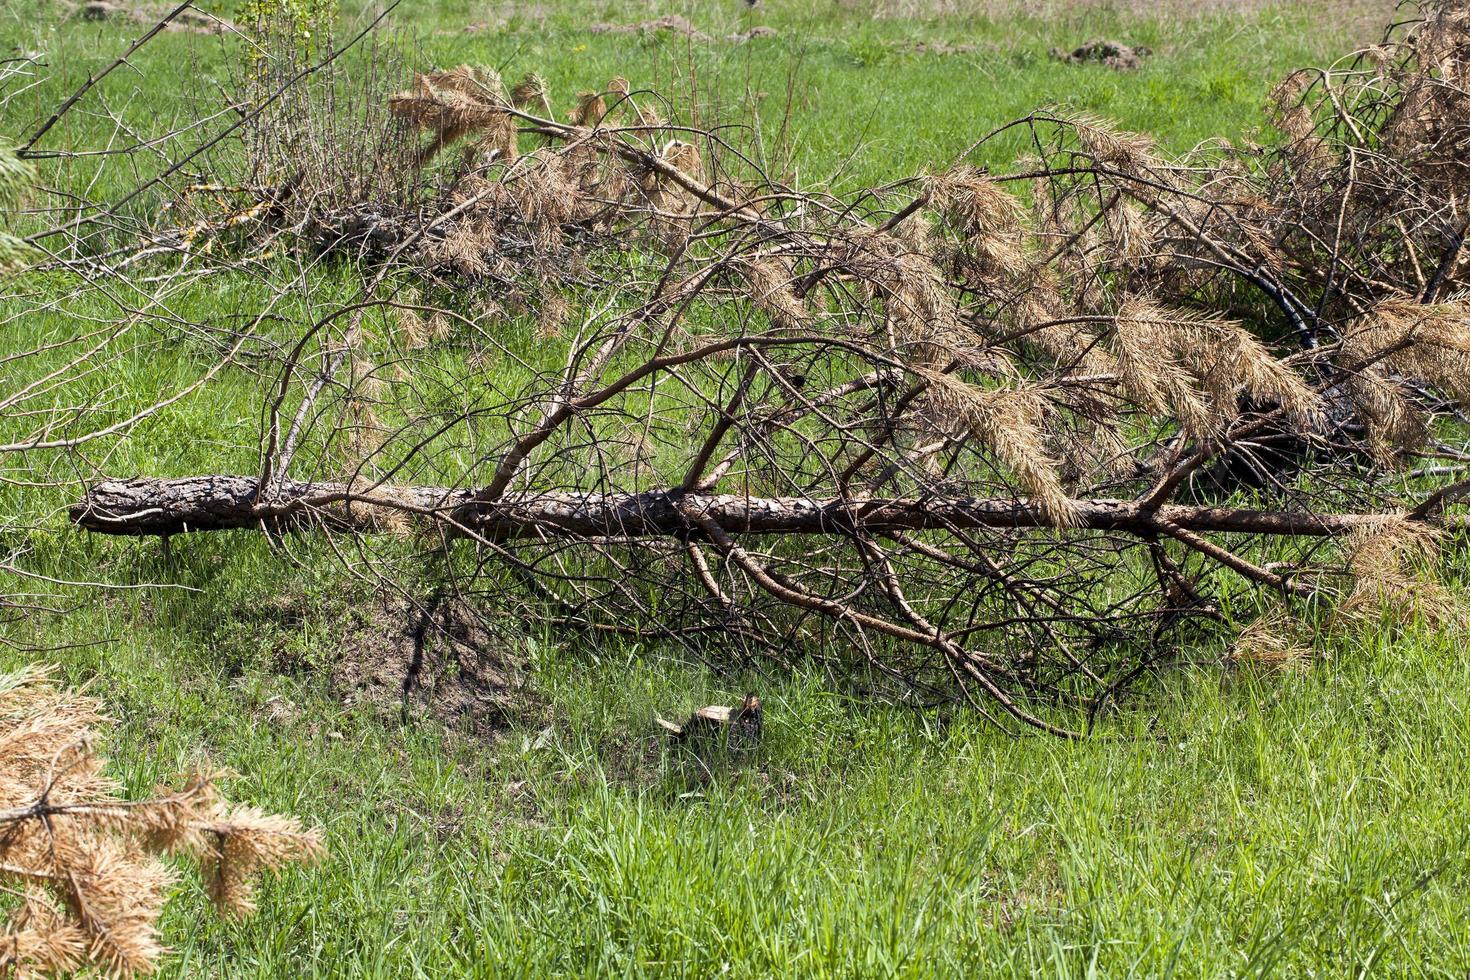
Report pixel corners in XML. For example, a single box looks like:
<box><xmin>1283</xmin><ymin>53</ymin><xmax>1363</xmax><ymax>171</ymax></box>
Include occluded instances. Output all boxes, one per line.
<box><xmin>1229</xmin><ymin>612</ymin><xmax>1315</xmax><ymax>671</ymax></box>
<box><xmin>185</xmin><ymin>5</ymin><xmax>1470</xmax><ymax>512</ymax></box>
<box><xmin>917</xmin><ymin>370</ymin><xmax>1079</xmax><ymax>526</ymax></box>
<box><xmin>1347</xmin><ymin>298</ymin><xmax>1470</xmax><ymax>408</ymax></box>
<box><xmin>927</xmin><ymin>167</ymin><xmax>1029</xmax><ymax>284</ymax></box>
<box><xmin>1339</xmin><ymin>520</ymin><xmax>1461</xmax><ymax>626</ymax></box>
<box><xmin>1109</xmin><ymin>300</ymin><xmax>1321</xmax><ymax>437</ymax></box>
<box><xmin>735</xmin><ymin>256</ymin><xmax>808</xmax><ymax>333</ymax></box>
<box><xmin>0</xmin><ymin>666</ymin><xmax>324</xmax><ymax>977</ymax></box>
<box><xmin>388</xmin><ymin>66</ymin><xmax>519</xmax><ymax>166</ymax></box>
<box><xmin>1337</xmin><ymin>297</ymin><xmax>1470</xmax><ymax>457</ymax></box>
<box><xmin>509</xmin><ymin>72</ymin><xmax>553</xmax><ymax>117</ymax></box>
<box><xmin>237</xmin><ymin>17</ymin><xmax>423</xmax><ymax>231</ymax></box>
<box><xmin>1267</xmin><ymin>3</ymin><xmax>1470</xmax><ymax>310</ymax></box>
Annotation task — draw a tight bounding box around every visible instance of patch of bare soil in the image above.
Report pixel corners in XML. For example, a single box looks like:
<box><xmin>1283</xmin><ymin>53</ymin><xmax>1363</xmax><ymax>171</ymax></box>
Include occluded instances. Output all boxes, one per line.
<box><xmin>333</xmin><ymin>594</ymin><xmax>538</xmax><ymax>738</ymax></box>
<box><xmin>1050</xmin><ymin>39</ymin><xmax>1152</xmax><ymax>71</ymax></box>
<box><xmin>854</xmin><ymin>0</ymin><xmax>1377</xmax><ymax>24</ymax></box>
<box><xmin>730</xmin><ymin>26</ymin><xmax>779</xmax><ymax>42</ymax></box>
<box><xmin>899</xmin><ymin>39</ymin><xmax>983</xmax><ymax>55</ymax></box>
<box><xmin>589</xmin><ymin>15</ymin><xmax>711</xmax><ymax>41</ymax></box>
<box><xmin>587</xmin><ymin>18</ymin><xmax>778</xmax><ymax>44</ymax></box>
<box><xmin>72</xmin><ymin>0</ymin><xmax>235</xmax><ymax>33</ymax></box>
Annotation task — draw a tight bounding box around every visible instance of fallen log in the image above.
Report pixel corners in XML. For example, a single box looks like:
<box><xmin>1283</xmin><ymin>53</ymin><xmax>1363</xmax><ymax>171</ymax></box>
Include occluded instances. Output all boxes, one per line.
<box><xmin>68</xmin><ymin>475</ymin><xmax>1461</xmax><ymax>540</ymax></box>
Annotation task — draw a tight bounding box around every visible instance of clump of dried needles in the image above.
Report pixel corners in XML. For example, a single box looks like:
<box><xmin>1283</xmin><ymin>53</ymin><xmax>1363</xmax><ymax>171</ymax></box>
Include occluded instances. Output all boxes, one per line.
<box><xmin>0</xmin><ymin>666</ymin><xmax>325</xmax><ymax>977</ymax></box>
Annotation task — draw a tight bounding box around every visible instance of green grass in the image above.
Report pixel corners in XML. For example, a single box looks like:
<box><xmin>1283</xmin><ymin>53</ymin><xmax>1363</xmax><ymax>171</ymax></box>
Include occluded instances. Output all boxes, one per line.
<box><xmin>4</xmin><ymin>0</ymin><xmax>1379</xmax><ymax>195</ymax></box>
<box><xmin>6</xmin><ymin>0</ymin><xmax>1470</xmax><ymax>976</ymax></box>
<box><xmin>20</xmin><ymin>570</ymin><xmax>1470</xmax><ymax>977</ymax></box>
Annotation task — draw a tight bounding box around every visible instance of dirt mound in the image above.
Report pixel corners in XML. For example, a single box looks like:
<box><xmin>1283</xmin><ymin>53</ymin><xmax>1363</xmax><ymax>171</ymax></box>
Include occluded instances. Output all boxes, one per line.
<box><xmin>1050</xmin><ymin>39</ymin><xmax>1152</xmax><ymax>71</ymax></box>
<box><xmin>333</xmin><ymin>594</ymin><xmax>536</xmax><ymax>737</ymax></box>
<box><xmin>903</xmin><ymin>39</ymin><xmax>981</xmax><ymax>56</ymax></box>
<box><xmin>73</xmin><ymin>0</ymin><xmax>234</xmax><ymax>33</ymax></box>
<box><xmin>589</xmin><ymin>16</ymin><xmax>710</xmax><ymax>41</ymax></box>
<box><xmin>587</xmin><ymin>17</ymin><xmax>777</xmax><ymax>44</ymax></box>
<box><xmin>730</xmin><ymin>26</ymin><xmax>779</xmax><ymax>42</ymax></box>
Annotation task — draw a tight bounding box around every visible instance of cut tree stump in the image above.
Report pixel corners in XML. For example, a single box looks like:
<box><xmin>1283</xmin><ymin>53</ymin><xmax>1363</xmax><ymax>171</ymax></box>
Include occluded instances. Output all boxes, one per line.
<box><xmin>656</xmin><ymin>694</ymin><xmax>762</xmax><ymax>749</ymax></box>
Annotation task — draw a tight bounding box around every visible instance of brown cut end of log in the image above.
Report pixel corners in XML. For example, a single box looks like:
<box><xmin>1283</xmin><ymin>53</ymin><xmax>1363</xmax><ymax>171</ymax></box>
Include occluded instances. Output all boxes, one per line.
<box><xmin>691</xmin><ymin>705</ymin><xmax>736</xmax><ymax>724</ymax></box>
<box><xmin>672</xmin><ymin>705</ymin><xmax>733</xmax><ymax>742</ymax></box>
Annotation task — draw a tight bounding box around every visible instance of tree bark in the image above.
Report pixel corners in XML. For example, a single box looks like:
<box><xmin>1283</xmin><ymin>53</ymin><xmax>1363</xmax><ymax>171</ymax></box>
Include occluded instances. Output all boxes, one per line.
<box><xmin>69</xmin><ymin>476</ymin><xmax>1459</xmax><ymax>540</ymax></box>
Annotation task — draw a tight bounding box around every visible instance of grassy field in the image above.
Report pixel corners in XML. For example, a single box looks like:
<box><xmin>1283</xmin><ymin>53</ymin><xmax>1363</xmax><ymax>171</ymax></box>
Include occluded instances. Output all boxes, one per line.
<box><xmin>8</xmin><ymin>0</ymin><xmax>1470</xmax><ymax>976</ymax></box>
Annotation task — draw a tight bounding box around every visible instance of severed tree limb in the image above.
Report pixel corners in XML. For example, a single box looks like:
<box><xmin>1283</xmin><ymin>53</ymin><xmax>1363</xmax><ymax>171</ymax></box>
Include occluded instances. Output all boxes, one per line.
<box><xmin>68</xmin><ymin>476</ymin><xmax>1464</xmax><ymax>540</ymax></box>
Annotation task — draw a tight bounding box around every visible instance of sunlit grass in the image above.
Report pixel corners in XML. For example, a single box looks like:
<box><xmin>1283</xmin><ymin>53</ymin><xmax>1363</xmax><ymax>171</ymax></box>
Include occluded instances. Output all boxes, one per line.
<box><xmin>4</xmin><ymin>0</ymin><xmax>1465</xmax><ymax>976</ymax></box>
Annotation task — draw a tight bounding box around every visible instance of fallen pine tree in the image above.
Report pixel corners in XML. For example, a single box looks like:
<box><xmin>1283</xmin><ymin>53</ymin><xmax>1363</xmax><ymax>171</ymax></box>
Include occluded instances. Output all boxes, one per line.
<box><xmin>15</xmin><ymin>2</ymin><xmax>1470</xmax><ymax>735</ymax></box>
